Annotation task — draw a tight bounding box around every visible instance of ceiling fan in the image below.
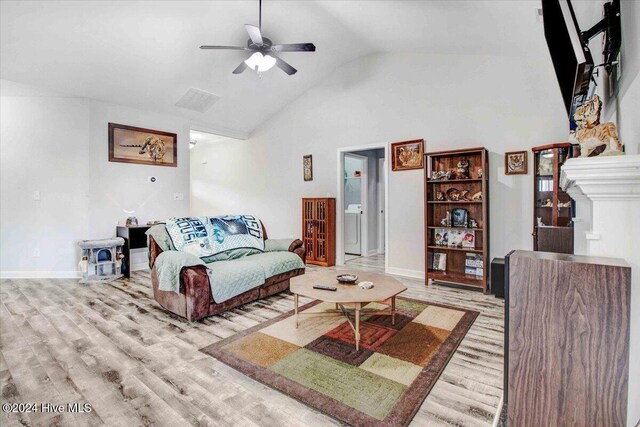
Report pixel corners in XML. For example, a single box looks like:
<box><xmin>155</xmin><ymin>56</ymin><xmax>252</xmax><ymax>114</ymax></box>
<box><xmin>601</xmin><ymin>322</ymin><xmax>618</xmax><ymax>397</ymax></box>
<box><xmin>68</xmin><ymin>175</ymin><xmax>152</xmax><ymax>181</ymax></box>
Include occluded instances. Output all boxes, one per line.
<box><xmin>199</xmin><ymin>0</ymin><xmax>316</xmax><ymax>75</ymax></box>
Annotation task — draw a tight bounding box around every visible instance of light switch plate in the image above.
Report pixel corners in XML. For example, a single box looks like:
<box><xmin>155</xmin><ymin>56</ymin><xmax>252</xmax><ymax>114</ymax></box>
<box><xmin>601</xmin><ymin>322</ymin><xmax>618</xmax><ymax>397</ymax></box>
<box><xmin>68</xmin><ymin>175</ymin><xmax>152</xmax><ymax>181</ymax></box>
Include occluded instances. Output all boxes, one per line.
<box><xmin>33</xmin><ymin>190</ymin><xmax>40</xmax><ymax>201</ymax></box>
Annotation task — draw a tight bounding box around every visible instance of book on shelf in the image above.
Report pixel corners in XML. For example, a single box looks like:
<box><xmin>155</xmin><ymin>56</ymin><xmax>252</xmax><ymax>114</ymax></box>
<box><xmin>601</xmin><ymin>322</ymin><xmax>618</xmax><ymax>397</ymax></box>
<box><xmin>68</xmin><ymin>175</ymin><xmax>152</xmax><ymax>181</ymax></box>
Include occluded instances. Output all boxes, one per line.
<box><xmin>435</xmin><ymin>229</ymin><xmax>475</xmax><ymax>249</ymax></box>
<box><xmin>465</xmin><ymin>252</ymin><xmax>483</xmax><ymax>277</ymax></box>
<box><xmin>431</xmin><ymin>252</ymin><xmax>447</xmax><ymax>271</ymax></box>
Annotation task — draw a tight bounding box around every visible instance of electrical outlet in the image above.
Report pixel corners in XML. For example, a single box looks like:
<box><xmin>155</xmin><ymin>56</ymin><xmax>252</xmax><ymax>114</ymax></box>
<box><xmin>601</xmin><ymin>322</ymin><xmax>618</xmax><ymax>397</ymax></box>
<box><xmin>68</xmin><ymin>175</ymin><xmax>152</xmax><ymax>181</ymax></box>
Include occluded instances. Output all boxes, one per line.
<box><xmin>173</xmin><ymin>193</ymin><xmax>184</xmax><ymax>201</ymax></box>
<box><xmin>33</xmin><ymin>190</ymin><xmax>40</xmax><ymax>201</ymax></box>
<box><xmin>33</xmin><ymin>248</ymin><xmax>40</xmax><ymax>257</ymax></box>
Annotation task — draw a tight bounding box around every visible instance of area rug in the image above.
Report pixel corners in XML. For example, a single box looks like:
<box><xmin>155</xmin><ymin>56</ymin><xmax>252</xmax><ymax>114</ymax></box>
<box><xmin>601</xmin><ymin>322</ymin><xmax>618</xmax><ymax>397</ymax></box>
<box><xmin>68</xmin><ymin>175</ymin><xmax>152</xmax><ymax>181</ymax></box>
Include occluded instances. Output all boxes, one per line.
<box><xmin>200</xmin><ymin>297</ymin><xmax>479</xmax><ymax>427</ymax></box>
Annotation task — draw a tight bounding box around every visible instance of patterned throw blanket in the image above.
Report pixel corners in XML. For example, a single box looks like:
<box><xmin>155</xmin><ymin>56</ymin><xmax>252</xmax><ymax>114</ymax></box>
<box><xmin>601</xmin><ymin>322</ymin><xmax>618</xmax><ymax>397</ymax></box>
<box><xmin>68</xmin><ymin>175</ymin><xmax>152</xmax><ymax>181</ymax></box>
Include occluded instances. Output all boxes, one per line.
<box><xmin>165</xmin><ymin>215</ymin><xmax>265</xmax><ymax>258</ymax></box>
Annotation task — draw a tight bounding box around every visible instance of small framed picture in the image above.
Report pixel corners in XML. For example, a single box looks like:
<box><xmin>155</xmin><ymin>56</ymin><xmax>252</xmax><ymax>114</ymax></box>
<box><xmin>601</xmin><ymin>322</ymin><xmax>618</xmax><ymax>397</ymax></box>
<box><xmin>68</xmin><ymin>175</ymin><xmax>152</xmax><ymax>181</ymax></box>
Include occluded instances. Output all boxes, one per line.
<box><xmin>505</xmin><ymin>150</ymin><xmax>528</xmax><ymax>175</ymax></box>
<box><xmin>303</xmin><ymin>155</ymin><xmax>313</xmax><ymax>181</ymax></box>
<box><xmin>391</xmin><ymin>139</ymin><xmax>424</xmax><ymax>171</ymax></box>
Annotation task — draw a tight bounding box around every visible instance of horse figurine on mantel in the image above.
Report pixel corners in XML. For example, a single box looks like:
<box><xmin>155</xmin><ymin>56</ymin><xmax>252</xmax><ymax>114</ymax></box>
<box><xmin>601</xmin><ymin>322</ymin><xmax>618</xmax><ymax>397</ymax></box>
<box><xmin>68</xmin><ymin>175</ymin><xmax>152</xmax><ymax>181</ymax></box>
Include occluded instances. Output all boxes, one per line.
<box><xmin>569</xmin><ymin>94</ymin><xmax>624</xmax><ymax>157</ymax></box>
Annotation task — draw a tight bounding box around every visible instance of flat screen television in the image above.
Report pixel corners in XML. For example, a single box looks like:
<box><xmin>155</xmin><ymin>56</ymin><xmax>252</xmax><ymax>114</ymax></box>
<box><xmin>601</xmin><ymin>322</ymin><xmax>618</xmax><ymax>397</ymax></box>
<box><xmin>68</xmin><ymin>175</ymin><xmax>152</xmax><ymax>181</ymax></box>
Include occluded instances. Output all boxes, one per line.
<box><xmin>542</xmin><ymin>0</ymin><xmax>594</xmax><ymax>118</ymax></box>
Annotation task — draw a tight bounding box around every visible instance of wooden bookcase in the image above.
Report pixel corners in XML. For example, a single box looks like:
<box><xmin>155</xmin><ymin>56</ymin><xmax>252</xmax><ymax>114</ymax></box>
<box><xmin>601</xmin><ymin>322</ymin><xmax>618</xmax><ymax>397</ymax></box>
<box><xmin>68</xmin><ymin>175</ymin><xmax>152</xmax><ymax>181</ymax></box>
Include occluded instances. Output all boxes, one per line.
<box><xmin>424</xmin><ymin>147</ymin><xmax>489</xmax><ymax>293</ymax></box>
<box><xmin>531</xmin><ymin>143</ymin><xmax>574</xmax><ymax>254</ymax></box>
<box><xmin>302</xmin><ymin>198</ymin><xmax>336</xmax><ymax>267</ymax></box>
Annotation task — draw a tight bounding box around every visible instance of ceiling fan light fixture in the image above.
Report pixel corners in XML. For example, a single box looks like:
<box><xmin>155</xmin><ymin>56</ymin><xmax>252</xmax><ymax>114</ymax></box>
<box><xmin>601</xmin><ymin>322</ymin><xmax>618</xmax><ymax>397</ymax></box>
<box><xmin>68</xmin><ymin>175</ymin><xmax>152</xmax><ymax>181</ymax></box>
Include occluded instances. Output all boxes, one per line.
<box><xmin>244</xmin><ymin>52</ymin><xmax>276</xmax><ymax>72</ymax></box>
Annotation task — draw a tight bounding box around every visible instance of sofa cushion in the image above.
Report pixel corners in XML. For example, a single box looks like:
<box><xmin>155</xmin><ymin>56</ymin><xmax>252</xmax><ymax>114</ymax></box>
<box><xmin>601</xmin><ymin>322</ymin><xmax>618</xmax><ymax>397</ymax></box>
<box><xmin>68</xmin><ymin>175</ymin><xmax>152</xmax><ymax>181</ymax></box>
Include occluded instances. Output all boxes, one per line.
<box><xmin>206</xmin><ymin>259</ymin><xmax>266</xmax><ymax>303</ymax></box>
<box><xmin>244</xmin><ymin>251</ymin><xmax>306</xmax><ymax>279</ymax></box>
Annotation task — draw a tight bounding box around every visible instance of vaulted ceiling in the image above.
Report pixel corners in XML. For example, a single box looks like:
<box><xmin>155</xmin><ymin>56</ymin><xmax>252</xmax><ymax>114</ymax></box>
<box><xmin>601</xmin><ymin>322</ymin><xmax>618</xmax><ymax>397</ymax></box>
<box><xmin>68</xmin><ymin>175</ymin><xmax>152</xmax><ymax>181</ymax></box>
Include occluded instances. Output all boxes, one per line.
<box><xmin>0</xmin><ymin>1</ymin><xmax>597</xmax><ymax>136</ymax></box>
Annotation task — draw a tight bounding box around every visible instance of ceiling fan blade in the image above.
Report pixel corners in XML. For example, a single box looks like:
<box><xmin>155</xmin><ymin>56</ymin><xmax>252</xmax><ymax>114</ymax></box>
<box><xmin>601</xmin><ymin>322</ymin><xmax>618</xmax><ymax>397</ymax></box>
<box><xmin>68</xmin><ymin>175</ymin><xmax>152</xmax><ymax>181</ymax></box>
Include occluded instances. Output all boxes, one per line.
<box><xmin>273</xmin><ymin>55</ymin><xmax>297</xmax><ymax>75</ymax></box>
<box><xmin>271</xmin><ymin>43</ymin><xmax>316</xmax><ymax>52</ymax></box>
<box><xmin>200</xmin><ymin>45</ymin><xmax>248</xmax><ymax>50</ymax></box>
<box><xmin>244</xmin><ymin>24</ymin><xmax>264</xmax><ymax>46</ymax></box>
<box><xmin>232</xmin><ymin>61</ymin><xmax>248</xmax><ymax>74</ymax></box>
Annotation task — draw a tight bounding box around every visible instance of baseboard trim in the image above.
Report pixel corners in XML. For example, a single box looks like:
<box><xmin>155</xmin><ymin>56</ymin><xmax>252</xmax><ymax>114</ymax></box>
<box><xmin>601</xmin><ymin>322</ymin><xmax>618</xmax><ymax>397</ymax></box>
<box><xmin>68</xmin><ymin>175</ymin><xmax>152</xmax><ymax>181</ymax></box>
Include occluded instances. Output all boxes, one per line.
<box><xmin>385</xmin><ymin>267</ymin><xmax>425</xmax><ymax>280</ymax></box>
<box><xmin>366</xmin><ymin>249</ymin><xmax>379</xmax><ymax>257</ymax></box>
<box><xmin>0</xmin><ymin>271</ymin><xmax>81</xmax><ymax>279</ymax></box>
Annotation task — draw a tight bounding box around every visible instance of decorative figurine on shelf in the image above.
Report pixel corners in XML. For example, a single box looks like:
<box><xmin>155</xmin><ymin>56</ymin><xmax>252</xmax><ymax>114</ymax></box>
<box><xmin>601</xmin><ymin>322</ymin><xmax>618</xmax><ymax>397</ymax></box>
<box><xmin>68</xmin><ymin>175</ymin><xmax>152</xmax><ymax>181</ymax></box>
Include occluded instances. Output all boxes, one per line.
<box><xmin>440</xmin><ymin>211</ymin><xmax>451</xmax><ymax>227</ymax></box>
<box><xmin>541</xmin><ymin>198</ymin><xmax>553</xmax><ymax>207</ymax></box>
<box><xmin>472</xmin><ymin>191</ymin><xmax>483</xmax><ymax>201</ymax></box>
<box><xmin>538</xmin><ymin>155</ymin><xmax>553</xmax><ymax>175</ymax></box>
<box><xmin>446</xmin><ymin>188</ymin><xmax>462</xmax><ymax>201</ymax></box>
<box><xmin>537</xmin><ymin>217</ymin><xmax>545</xmax><ymax>227</ymax></box>
<box><xmin>431</xmin><ymin>170</ymin><xmax>454</xmax><ymax>181</ymax></box>
<box><xmin>558</xmin><ymin>200</ymin><xmax>572</xmax><ymax>208</ymax></box>
<box><xmin>469</xmin><ymin>218</ymin><xmax>479</xmax><ymax>228</ymax></box>
<box><xmin>477</xmin><ymin>168</ymin><xmax>483</xmax><ymax>179</ymax></box>
<box><xmin>435</xmin><ymin>191</ymin><xmax>445</xmax><ymax>201</ymax></box>
<box><xmin>569</xmin><ymin>94</ymin><xmax>624</xmax><ymax>157</ymax></box>
<box><xmin>456</xmin><ymin>159</ymin><xmax>470</xmax><ymax>179</ymax></box>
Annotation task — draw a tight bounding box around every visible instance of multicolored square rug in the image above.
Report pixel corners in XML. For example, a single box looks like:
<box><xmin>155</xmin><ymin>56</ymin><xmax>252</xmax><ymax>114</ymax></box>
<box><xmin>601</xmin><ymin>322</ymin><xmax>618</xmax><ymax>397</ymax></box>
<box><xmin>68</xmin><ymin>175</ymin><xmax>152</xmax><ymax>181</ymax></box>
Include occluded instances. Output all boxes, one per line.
<box><xmin>200</xmin><ymin>297</ymin><xmax>479</xmax><ymax>426</ymax></box>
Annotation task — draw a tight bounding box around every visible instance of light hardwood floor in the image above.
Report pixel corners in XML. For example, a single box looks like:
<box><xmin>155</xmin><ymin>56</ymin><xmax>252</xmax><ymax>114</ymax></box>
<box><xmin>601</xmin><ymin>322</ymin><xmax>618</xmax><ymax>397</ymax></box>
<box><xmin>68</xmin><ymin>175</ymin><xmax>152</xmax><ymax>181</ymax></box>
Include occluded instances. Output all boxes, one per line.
<box><xmin>0</xmin><ymin>265</ymin><xmax>504</xmax><ymax>427</ymax></box>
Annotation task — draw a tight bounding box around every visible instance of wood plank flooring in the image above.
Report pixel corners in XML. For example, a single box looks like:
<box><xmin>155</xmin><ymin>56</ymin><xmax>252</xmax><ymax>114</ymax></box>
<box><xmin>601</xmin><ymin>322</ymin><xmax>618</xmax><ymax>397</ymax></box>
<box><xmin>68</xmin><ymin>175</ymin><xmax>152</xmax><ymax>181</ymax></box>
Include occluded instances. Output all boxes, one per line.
<box><xmin>0</xmin><ymin>262</ymin><xmax>504</xmax><ymax>427</ymax></box>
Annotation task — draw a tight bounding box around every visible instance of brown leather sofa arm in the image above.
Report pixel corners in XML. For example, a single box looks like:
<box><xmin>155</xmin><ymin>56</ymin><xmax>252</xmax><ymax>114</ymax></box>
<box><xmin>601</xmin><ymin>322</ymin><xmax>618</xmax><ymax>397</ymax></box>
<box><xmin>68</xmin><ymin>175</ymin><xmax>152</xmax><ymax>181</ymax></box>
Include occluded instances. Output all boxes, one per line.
<box><xmin>148</xmin><ymin>236</ymin><xmax>164</xmax><ymax>269</ymax></box>
<box><xmin>180</xmin><ymin>264</ymin><xmax>212</xmax><ymax>322</ymax></box>
<box><xmin>288</xmin><ymin>239</ymin><xmax>305</xmax><ymax>263</ymax></box>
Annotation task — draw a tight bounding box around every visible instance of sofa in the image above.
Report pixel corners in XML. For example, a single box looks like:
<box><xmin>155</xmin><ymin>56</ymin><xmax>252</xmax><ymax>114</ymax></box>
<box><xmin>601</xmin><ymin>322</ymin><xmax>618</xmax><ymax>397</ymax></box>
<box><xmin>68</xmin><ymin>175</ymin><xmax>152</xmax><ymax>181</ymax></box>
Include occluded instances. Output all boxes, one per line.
<box><xmin>147</xmin><ymin>221</ymin><xmax>305</xmax><ymax>322</ymax></box>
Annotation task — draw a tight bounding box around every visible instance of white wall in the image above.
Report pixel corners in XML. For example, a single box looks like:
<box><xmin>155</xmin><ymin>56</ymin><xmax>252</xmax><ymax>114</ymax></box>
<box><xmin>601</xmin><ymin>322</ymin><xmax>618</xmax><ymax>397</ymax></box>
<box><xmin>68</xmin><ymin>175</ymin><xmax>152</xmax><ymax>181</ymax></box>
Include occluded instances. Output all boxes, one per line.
<box><xmin>1</xmin><ymin>96</ymin><xmax>90</xmax><ymax>277</ymax></box>
<box><xmin>188</xmin><ymin>52</ymin><xmax>569</xmax><ymax>277</ymax></box>
<box><xmin>0</xmin><ymin>84</ymin><xmax>191</xmax><ymax>277</ymax></box>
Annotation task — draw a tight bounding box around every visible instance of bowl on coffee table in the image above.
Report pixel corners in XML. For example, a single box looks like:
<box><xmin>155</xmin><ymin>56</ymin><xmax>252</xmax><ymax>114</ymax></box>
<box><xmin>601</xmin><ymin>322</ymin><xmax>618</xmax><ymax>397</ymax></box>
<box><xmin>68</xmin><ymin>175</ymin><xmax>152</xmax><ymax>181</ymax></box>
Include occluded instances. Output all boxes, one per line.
<box><xmin>336</xmin><ymin>274</ymin><xmax>358</xmax><ymax>284</ymax></box>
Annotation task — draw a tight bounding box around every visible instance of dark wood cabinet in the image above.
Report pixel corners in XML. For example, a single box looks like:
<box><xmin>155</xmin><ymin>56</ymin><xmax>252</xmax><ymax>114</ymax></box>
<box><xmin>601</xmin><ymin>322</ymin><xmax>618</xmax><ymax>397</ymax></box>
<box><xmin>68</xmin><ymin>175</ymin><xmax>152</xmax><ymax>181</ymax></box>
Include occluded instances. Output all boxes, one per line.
<box><xmin>302</xmin><ymin>198</ymin><xmax>335</xmax><ymax>267</ymax></box>
<box><xmin>424</xmin><ymin>147</ymin><xmax>489</xmax><ymax>293</ymax></box>
<box><xmin>505</xmin><ymin>250</ymin><xmax>630</xmax><ymax>426</ymax></box>
<box><xmin>116</xmin><ymin>225</ymin><xmax>151</xmax><ymax>278</ymax></box>
<box><xmin>532</xmin><ymin>143</ymin><xmax>574</xmax><ymax>253</ymax></box>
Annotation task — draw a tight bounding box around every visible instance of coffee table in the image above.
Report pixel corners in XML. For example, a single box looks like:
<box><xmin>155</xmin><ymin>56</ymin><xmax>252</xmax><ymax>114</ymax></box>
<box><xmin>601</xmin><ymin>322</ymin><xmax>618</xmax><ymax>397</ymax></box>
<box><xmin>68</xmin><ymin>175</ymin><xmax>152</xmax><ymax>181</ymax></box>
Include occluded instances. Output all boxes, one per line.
<box><xmin>290</xmin><ymin>270</ymin><xmax>407</xmax><ymax>351</ymax></box>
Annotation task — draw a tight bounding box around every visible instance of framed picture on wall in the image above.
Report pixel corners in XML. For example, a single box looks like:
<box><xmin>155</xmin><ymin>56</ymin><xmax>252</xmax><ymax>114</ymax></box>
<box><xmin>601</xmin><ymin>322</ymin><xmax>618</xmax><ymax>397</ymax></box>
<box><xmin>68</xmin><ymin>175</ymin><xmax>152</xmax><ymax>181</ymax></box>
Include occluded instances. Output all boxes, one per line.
<box><xmin>391</xmin><ymin>139</ymin><xmax>424</xmax><ymax>171</ymax></box>
<box><xmin>505</xmin><ymin>150</ymin><xmax>527</xmax><ymax>175</ymax></box>
<box><xmin>108</xmin><ymin>123</ymin><xmax>177</xmax><ymax>167</ymax></box>
<box><xmin>303</xmin><ymin>154</ymin><xmax>313</xmax><ymax>181</ymax></box>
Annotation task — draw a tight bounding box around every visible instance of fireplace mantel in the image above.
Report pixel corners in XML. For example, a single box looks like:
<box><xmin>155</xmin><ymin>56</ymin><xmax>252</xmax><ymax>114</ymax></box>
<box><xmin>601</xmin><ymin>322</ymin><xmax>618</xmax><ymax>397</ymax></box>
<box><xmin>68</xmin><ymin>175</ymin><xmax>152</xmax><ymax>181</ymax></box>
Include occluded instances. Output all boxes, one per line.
<box><xmin>561</xmin><ymin>154</ymin><xmax>640</xmax><ymax>426</ymax></box>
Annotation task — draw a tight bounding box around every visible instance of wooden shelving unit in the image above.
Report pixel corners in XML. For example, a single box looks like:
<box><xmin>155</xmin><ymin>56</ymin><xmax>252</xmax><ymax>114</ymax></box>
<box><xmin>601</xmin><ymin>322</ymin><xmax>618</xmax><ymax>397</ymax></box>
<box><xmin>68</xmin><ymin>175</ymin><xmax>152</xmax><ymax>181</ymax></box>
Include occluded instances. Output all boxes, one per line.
<box><xmin>424</xmin><ymin>147</ymin><xmax>489</xmax><ymax>293</ymax></box>
<box><xmin>302</xmin><ymin>198</ymin><xmax>336</xmax><ymax>267</ymax></box>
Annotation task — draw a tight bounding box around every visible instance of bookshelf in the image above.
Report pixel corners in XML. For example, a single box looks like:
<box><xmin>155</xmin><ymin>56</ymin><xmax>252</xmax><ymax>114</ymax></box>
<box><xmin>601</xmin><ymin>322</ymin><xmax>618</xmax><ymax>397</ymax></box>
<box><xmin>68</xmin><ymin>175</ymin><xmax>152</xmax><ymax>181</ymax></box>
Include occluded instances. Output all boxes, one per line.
<box><xmin>424</xmin><ymin>147</ymin><xmax>489</xmax><ymax>293</ymax></box>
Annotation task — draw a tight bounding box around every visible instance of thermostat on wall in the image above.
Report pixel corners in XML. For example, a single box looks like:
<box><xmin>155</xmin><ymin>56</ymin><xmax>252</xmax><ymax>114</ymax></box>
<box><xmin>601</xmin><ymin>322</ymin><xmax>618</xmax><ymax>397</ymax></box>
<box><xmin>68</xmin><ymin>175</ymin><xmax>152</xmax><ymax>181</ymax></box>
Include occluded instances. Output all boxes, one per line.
<box><xmin>148</xmin><ymin>176</ymin><xmax>157</xmax><ymax>183</ymax></box>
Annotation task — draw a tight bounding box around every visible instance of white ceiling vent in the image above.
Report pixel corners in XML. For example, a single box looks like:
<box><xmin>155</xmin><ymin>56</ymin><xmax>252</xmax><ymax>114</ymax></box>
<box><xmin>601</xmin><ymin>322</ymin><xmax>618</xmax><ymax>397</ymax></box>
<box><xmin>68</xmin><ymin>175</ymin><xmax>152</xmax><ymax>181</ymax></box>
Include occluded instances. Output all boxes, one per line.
<box><xmin>175</xmin><ymin>88</ymin><xmax>220</xmax><ymax>113</ymax></box>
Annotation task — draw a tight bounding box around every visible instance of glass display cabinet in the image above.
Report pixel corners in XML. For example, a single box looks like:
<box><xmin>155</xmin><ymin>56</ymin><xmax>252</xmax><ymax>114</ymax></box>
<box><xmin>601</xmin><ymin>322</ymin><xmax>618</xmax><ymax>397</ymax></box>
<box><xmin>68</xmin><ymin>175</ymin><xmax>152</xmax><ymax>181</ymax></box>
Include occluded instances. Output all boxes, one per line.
<box><xmin>532</xmin><ymin>143</ymin><xmax>574</xmax><ymax>254</ymax></box>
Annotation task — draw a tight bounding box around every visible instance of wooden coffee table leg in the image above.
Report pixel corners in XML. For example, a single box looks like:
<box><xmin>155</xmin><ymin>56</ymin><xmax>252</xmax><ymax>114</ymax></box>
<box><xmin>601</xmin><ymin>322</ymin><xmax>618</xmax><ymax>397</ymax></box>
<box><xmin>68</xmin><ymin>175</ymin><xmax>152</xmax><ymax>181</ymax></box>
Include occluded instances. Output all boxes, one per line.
<box><xmin>294</xmin><ymin>293</ymin><xmax>299</xmax><ymax>328</ymax></box>
<box><xmin>392</xmin><ymin>296</ymin><xmax>396</xmax><ymax>326</ymax></box>
<box><xmin>355</xmin><ymin>303</ymin><xmax>361</xmax><ymax>351</ymax></box>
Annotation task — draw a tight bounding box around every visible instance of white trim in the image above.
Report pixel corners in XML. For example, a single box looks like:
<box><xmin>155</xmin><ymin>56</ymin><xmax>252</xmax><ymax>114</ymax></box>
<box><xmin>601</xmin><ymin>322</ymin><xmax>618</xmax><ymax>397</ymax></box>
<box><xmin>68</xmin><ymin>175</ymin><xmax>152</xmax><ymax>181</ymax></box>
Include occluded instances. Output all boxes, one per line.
<box><xmin>344</xmin><ymin>152</ymin><xmax>368</xmax><ymax>257</ymax></box>
<box><xmin>386</xmin><ymin>267</ymin><xmax>425</xmax><ymax>280</ymax></box>
<box><xmin>492</xmin><ymin>392</ymin><xmax>504</xmax><ymax>427</ymax></box>
<box><xmin>378</xmin><ymin>157</ymin><xmax>386</xmax><ymax>256</ymax></box>
<box><xmin>336</xmin><ymin>142</ymin><xmax>389</xmax><ymax>275</ymax></box>
<box><xmin>366</xmin><ymin>249</ymin><xmax>379</xmax><ymax>257</ymax></box>
<box><xmin>1</xmin><ymin>271</ymin><xmax>81</xmax><ymax>279</ymax></box>
<box><xmin>190</xmin><ymin>121</ymin><xmax>249</xmax><ymax>140</ymax></box>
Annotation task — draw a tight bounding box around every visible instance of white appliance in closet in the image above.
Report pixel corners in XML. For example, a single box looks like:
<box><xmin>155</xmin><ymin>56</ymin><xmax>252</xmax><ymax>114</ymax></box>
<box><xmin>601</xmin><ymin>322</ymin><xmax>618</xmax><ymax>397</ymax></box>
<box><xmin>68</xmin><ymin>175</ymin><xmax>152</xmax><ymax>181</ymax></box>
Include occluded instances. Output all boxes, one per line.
<box><xmin>344</xmin><ymin>204</ymin><xmax>362</xmax><ymax>255</ymax></box>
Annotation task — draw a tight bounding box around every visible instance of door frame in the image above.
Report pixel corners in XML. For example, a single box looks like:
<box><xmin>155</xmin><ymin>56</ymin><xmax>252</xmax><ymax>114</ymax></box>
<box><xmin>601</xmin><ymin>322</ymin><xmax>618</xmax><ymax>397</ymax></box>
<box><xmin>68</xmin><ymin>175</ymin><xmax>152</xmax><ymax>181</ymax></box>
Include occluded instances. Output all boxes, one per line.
<box><xmin>377</xmin><ymin>157</ymin><xmax>386</xmax><ymax>254</ymax></box>
<box><xmin>343</xmin><ymin>152</ymin><xmax>368</xmax><ymax>257</ymax></box>
<box><xmin>336</xmin><ymin>143</ymin><xmax>389</xmax><ymax>271</ymax></box>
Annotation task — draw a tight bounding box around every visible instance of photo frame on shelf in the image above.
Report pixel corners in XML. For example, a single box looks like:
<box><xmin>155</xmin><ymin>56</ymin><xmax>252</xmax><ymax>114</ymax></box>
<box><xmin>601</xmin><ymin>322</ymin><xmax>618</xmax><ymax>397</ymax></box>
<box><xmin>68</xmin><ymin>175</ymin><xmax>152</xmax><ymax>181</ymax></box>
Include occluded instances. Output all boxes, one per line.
<box><xmin>391</xmin><ymin>139</ymin><xmax>424</xmax><ymax>171</ymax></box>
<box><xmin>505</xmin><ymin>150</ymin><xmax>527</xmax><ymax>175</ymax></box>
<box><xmin>108</xmin><ymin>123</ymin><xmax>177</xmax><ymax>167</ymax></box>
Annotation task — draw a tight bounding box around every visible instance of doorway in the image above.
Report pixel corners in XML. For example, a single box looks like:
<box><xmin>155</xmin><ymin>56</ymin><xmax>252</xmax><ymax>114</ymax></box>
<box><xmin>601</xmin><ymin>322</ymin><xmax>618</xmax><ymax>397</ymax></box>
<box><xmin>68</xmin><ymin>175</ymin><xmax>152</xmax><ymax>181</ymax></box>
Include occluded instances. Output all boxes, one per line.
<box><xmin>337</xmin><ymin>144</ymin><xmax>387</xmax><ymax>271</ymax></box>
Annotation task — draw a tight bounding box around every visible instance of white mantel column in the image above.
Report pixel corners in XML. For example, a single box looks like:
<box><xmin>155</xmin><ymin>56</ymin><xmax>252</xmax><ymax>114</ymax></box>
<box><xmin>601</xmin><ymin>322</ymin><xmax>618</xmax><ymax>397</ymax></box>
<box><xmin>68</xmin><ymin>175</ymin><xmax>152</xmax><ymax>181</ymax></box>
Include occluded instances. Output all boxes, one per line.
<box><xmin>561</xmin><ymin>154</ymin><xmax>640</xmax><ymax>426</ymax></box>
